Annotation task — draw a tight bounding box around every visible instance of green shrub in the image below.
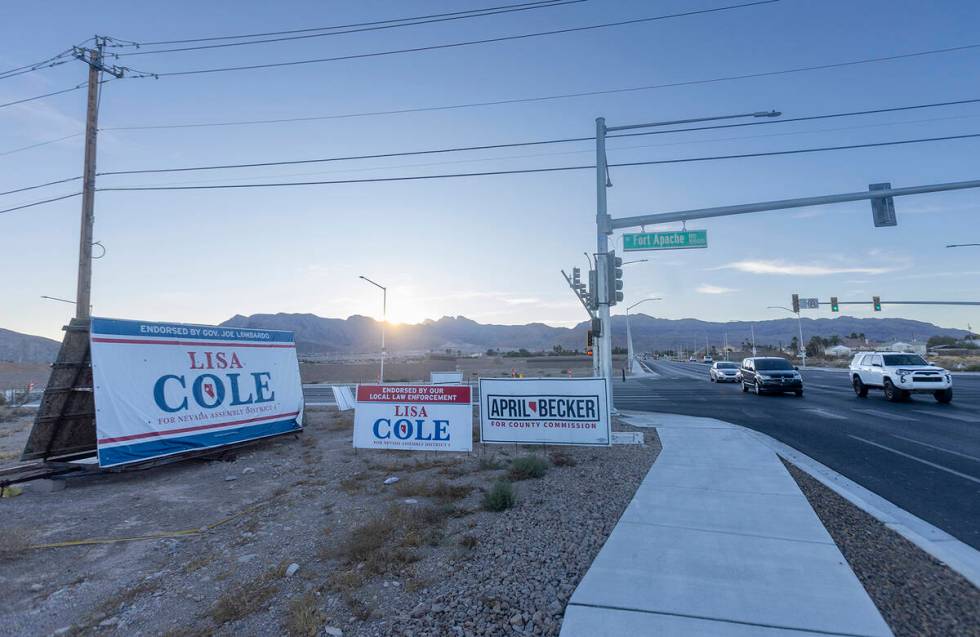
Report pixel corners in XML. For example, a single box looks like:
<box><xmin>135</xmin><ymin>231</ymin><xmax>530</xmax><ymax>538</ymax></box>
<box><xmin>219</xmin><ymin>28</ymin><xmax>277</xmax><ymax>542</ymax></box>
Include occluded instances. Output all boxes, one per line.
<box><xmin>483</xmin><ymin>480</ymin><xmax>516</xmax><ymax>512</ymax></box>
<box><xmin>508</xmin><ymin>455</ymin><xmax>548</xmax><ymax>481</ymax></box>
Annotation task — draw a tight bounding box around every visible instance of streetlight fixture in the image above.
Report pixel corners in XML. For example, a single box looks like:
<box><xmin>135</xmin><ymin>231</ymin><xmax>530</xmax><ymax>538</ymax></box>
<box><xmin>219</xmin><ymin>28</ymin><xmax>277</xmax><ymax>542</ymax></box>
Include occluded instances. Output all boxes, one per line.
<box><xmin>768</xmin><ymin>305</ymin><xmax>806</xmax><ymax>369</ymax></box>
<box><xmin>626</xmin><ymin>297</ymin><xmax>662</xmax><ymax>372</ymax></box>
<box><xmin>40</xmin><ymin>295</ymin><xmax>76</xmax><ymax>305</ymax></box>
<box><xmin>359</xmin><ymin>276</ymin><xmax>387</xmax><ymax>383</ymax></box>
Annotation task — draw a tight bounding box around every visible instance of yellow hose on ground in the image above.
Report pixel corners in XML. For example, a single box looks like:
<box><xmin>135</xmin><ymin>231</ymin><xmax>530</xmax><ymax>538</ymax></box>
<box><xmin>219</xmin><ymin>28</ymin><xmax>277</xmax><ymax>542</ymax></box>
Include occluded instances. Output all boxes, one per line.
<box><xmin>26</xmin><ymin>499</ymin><xmax>272</xmax><ymax>549</ymax></box>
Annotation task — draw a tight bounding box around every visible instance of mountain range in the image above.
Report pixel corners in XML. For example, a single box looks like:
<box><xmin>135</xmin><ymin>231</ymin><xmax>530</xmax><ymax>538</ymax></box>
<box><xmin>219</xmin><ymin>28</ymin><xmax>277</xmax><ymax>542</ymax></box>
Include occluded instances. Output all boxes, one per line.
<box><xmin>1</xmin><ymin>314</ymin><xmax>967</xmax><ymax>364</ymax></box>
<box><xmin>0</xmin><ymin>328</ymin><xmax>61</xmax><ymax>364</ymax></box>
<box><xmin>221</xmin><ymin>313</ymin><xmax>968</xmax><ymax>356</ymax></box>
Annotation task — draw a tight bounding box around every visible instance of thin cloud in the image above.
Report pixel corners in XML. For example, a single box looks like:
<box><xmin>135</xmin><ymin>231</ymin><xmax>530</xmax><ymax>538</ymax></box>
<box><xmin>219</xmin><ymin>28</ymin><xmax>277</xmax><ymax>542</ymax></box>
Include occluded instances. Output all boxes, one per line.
<box><xmin>713</xmin><ymin>260</ymin><xmax>898</xmax><ymax>276</ymax></box>
<box><xmin>696</xmin><ymin>284</ymin><xmax>738</xmax><ymax>294</ymax></box>
<box><xmin>503</xmin><ymin>297</ymin><xmax>541</xmax><ymax>305</ymax></box>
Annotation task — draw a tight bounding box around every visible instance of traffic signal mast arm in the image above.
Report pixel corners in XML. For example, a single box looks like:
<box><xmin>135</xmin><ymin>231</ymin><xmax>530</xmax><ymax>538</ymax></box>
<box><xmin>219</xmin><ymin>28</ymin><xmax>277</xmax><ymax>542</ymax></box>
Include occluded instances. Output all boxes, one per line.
<box><xmin>812</xmin><ymin>299</ymin><xmax>980</xmax><ymax>307</ymax></box>
<box><xmin>608</xmin><ymin>178</ymin><xmax>980</xmax><ymax>230</ymax></box>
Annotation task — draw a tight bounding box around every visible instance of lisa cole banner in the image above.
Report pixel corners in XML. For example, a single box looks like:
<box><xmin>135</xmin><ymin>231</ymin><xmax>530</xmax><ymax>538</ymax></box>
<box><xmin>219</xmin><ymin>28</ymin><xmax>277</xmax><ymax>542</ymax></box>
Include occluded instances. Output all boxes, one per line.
<box><xmin>354</xmin><ymin>384</ymin><xmax>473</xmax><ymax>452</ymax></box>
<box><xmin>479</xmin><ymin>378</ymin><xmax>611</xmax><ymax>446</ymax></box>
<box><xmin>90</xmin><ymin>317</ymin><xmax>303</xmax><ymax>467</ymax></box>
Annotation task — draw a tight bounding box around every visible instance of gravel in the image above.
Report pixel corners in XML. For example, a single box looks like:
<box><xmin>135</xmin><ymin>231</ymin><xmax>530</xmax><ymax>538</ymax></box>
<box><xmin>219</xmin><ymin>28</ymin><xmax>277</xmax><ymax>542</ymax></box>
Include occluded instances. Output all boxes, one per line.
<box><xmin>783</xmin><ymin>460</ymin><xmax>980</xmax><ymax>637</ymax></box>
<box><xmin>0</xmin><ymin>408</ymin><xmax>659</xmax><ymax>637</ymax></box>
<box><xmin>378</xmin><ymin>427</ymin><xmax>661</xmax><ymax>637</ymax></box>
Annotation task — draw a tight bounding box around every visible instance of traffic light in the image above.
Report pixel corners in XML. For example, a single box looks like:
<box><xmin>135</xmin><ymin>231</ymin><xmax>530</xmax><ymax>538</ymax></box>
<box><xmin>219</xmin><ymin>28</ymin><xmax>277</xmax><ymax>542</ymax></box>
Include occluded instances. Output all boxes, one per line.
<box><xmin>572</xmin><ymin>267</ymin><xmax>581</xmax><ymax>289</ymax></box>
<box><xmin>869</xmin><ymin>183</ymin><xmax>897</xmax><ymax>227</ymax></box>
<box><xmin>830</xmin><ymin>296</ymin><xmax>839</xmax><ymax>312</ymax></box>
<box><xmin>607</xmin><ymin>250</ymin><xmax>624</xmax><ymax>305</ymax></box>
<box><xmin>591</xmin><ymin>317</ymin><xmax>602</xmax><ymax>337</ymax></box>
<box><xmin>872</xmin><ymin>296</ymin><xmax>882</xmax><ymax>312</ymax></box>
<box><xmin>588</xmin><ymin>269</ymin><xmax>598</xmax><ymax>310</ymax></box>
<box><xmin>587</xmin><ymin>329</ymin><xmax>594</xmax><ymax>349</ymax></box>
<box><xmin>791</xmin><ymin>294</ymin><xmax>800</xmax><ymax>313</ymax></box>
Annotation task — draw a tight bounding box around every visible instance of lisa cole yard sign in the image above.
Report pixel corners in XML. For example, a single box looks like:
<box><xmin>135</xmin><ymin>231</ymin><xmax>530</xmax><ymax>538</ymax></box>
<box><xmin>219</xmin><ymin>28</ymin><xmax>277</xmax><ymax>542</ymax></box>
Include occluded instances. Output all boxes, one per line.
<box><xmin>90</xmin><ymin>317</ymin><xmax>304</xmax><ymax>468</ymax></box>
<box><xmin>479</xmin><ymin>378</ymin><xmax>611</xmax><ymax>446</ymax></box>
<box><xmin>354</xmin><ymin>384</ymin><xmax>473</xmax><ymax>452</ymax></box>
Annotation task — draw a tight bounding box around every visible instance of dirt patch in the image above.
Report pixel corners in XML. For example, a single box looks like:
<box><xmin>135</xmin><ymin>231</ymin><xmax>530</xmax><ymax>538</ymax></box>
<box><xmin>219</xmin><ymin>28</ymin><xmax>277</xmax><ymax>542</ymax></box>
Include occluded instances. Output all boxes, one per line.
<box><xmin>0</xmin><ymin>407</ymin><xmax>658</xmax><ymax>636</ymax></box>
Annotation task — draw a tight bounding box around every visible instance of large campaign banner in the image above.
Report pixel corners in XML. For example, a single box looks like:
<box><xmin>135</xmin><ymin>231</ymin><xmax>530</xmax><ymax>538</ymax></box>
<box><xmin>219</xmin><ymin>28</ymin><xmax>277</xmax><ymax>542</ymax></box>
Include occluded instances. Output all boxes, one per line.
<box><xmin>90</xmin><ymin>317</ymin><xmax>303</xmax><ymax>468</ymax></box>
<box><xmin>354</xmin><ymin>384</ymin><xmax>473</xmax><ymax>452</ymax></box>
<box><xmin>479</xmin><ymin>378</ymin><xmax>611</xmax><ymax>446</ymax></box>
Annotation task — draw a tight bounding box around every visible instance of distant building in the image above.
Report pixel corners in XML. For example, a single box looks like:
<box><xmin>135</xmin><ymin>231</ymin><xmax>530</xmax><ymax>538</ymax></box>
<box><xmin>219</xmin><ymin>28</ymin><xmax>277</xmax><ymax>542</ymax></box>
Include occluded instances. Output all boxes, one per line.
<box><xmin>888</xmin><ymin>341</ymin><xmax>926</xmax><ymax>355</ymax></box>
<box><xmin>823</xmin><ymin>344</ymin><xmax>852</xmax><ymax>357</ymax></box>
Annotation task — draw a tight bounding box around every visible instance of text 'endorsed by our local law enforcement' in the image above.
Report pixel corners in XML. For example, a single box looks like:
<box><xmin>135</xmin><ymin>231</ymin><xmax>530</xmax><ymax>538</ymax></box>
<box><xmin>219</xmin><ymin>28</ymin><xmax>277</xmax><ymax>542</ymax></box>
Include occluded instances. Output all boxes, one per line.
<box><xmin>353</xmin><ymin>384</ymin><xmax>473</xmax><ymax>452</ymax></box>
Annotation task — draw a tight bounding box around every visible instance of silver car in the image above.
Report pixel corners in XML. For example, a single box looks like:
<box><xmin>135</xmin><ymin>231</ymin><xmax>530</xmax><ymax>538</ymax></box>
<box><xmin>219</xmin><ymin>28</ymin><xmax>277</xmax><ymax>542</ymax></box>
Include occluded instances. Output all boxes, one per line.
<box><xmin>709</xmin><ymin>361</ymin><xmax>740</xmax><ymax>383</ymax></box>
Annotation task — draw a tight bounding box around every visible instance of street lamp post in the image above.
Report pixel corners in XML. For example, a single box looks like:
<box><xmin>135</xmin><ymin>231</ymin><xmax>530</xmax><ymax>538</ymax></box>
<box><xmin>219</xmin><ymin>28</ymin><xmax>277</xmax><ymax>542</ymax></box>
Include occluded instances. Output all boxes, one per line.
<box><xmin>359</xmin><ymin>276</ymin><xmax>387</xmax><ymax>383</ymax></box>
<box><xmin>625</xmin><ymin>297</ymin><xmax>662</xmax><ymax>373</ymax></box>
<box><xmin>768</xmin><ymin>305</ymin><xmax>806</xmax><ymax>369</ymax></box>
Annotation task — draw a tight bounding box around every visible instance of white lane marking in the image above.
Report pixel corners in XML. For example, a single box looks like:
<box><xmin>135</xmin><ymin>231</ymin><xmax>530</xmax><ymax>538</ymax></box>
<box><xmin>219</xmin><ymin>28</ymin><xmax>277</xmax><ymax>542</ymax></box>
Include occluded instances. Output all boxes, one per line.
<box><xmin>890</xmin><ymin>434</ymin><xmax>980</xmax><ymax>463</ymax></box>
<box><xmin>852</xmin><ymin>408</ymin><xmax>918</xmax><ymax>421</ymax></box>
<box><xmin>912</xmin><ymin>409</ymin><xmax>980</xmax><ymax>423</ymax></box>
<box><xmin>848</xmin><ymin>435</ymin><xmax>980</xmax><ymax>484</ymax></box>
<box><xmin>803</xmin><ymin>408</ymin><xmax>849</xmax><ymax>420</ymax></box>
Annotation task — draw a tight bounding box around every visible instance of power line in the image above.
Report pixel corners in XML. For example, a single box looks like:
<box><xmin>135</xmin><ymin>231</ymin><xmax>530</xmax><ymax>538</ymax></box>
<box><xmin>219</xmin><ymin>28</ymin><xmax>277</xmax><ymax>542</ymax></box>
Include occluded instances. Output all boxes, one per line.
<box><xmin>128</xmin><ymin>1</ymin><xmax>778</xmax><ymax>77</ymax></box>
<box><xmin>0</xmin><ymin>47</ymin><xmax>76</xmax><ymax>80</ymax></box>
<box><xmin>97</xmin><ymin>97</ymin><xmax>980</xmax><ymax>176</ymax></box>
<box><xmin>0</xmin><ymin>192</ymin><xmax>81</xmax><ymax>215</ymax></box>
<box><xmin>108</xmin><ymin>0</ymin><xmax>575</xmax><ymax>47</ymax></box>
<box><xmin>109</xmin><ymin>112</ymin><xmax>980</xmax><ymax>189</ymax></box>
<box><xmin>0</xmin><ymin>59</ymin><xmax>72</xmax><ymax>82</ymax></box>
<box><xmin>112</xmin><ymin>1</ymin><xmax>588</xmax><ymax>56</ymax></box>
<box><xmin>94</xmin><ymin>132</ymin><xmax>980</xmax><ymax>193</ymax></box>
<box><xmin>0</xmin><ymin>175</ymin><xmax>82</xmax><ymax>197</ymax></box>
<box><xmin>0</xmin><ymin>133</ymin><xmax>83</xmax><ymax>157</ymax></box>
<box><xmin>0</xmin><ymin>83</ymin><xmax>88</xmax><ymax>110</ymax></box>
<box><xmin>103</xmin><ymin>44</ymin><xmax>980</xmax><ymax>131</ymax></box>
<box><xmin>8</xmin><ymin>97</ymin><xmax>979</xmax><ymax>197</ymax></box>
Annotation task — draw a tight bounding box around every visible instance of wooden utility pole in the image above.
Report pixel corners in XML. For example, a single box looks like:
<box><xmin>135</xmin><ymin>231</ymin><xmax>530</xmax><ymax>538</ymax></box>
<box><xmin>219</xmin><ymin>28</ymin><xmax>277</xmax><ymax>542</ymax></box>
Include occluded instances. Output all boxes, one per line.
<box><xmin>73</xmin><ymin>37</ymin><xmax>123</xmax><ymax>319</ymax></box>
<box><xmin>20</xmin><ymin>38</ymin><xmax>126</xmax><ymax>463</ymax></box>
<box><xmin>74</xmin><ymin>40</ymin><xmax>103</xmax><ymax>320</ymax></box>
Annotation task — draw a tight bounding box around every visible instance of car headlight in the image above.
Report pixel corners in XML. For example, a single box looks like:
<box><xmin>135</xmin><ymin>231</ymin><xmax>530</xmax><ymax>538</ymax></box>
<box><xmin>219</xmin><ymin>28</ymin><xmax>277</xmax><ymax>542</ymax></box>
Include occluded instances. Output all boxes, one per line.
<box><xmin>896</xmin><ymin>371</ymin><xmax>910</xmax><ymax>384</ymax></box>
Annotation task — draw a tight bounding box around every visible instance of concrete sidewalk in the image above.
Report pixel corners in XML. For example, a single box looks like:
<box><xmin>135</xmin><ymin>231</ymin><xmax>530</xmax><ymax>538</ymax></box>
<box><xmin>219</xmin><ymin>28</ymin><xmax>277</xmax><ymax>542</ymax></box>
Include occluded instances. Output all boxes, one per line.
<box><xmin>561</xmin><ymin>413</ymin><xmax>893</xmax><ymax>637</ymax></box>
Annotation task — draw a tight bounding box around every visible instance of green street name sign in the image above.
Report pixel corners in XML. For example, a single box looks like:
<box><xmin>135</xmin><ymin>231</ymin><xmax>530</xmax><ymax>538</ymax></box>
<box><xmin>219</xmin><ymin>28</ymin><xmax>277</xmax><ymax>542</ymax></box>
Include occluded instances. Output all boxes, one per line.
<box><xmin>623</xmin><ymin>230</ymin><xmax>708</xmax><ymax>251</ymax></box>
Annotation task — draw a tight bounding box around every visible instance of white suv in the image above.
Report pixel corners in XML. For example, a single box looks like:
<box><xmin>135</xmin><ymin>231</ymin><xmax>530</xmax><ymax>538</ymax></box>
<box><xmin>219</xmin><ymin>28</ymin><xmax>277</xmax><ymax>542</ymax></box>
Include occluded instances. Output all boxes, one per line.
<box><xmin>849</xmin><ymin>352</ymin><xmax>953</xmax><ymax>403</ymax></box>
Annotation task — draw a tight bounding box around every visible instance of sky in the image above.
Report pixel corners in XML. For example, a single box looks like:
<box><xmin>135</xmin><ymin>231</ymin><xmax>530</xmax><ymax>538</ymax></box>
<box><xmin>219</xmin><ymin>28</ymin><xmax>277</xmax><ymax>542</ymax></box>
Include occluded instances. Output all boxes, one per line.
<box><xmin>1</xmin><ymin>0</ymin><xmax>979</xmax><ymax>341</ymax></box>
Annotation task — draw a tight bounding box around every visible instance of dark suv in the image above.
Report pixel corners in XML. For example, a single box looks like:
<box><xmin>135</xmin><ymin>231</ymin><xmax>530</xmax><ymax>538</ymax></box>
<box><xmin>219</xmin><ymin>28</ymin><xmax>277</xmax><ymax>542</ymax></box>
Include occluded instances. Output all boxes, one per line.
<box><xmin>740</xmin><ymin>357</ymin><xmax>803</xmax><ymax>397</ymax></box>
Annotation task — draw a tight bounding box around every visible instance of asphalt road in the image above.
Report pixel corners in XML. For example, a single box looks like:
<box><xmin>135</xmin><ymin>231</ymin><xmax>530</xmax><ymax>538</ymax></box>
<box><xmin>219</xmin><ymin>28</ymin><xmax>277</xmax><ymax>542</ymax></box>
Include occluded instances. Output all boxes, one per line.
<box><xmin>616</xmin><ymin>359</ymin><xmax>980</xmax><ymax>549</ymax></box>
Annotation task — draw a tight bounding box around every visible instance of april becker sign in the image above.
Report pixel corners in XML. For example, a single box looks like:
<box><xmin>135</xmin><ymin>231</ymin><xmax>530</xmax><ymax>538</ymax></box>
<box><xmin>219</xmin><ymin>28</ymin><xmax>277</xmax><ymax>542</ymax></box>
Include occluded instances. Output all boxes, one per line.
<box><xmin>89</xmin><ymin>317</ymin><xmax>303</xmax><ymax>468</ymax></box>
<box><xmin>353</xmin><ymin>384</ymin><xmax>473</xmax><ymax>452</ymax></box>
<box><xmin>479</xmin><ymin>378</ymin><xmax>611</xmax><ymax>446</ymax></box>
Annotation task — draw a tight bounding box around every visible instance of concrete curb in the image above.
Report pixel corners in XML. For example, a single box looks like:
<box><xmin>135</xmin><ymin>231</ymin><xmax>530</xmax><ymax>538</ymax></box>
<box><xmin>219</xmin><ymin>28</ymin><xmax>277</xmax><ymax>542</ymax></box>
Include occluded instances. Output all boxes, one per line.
<box><xmin>742</xmin><ymin>427</ymin><xmax>980</xmax><ymax>589</ymax></box>
<box><xmin>624</xmin><ymin>411</ymin><xmax>980</xmax><ymax>590</ymax></box>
